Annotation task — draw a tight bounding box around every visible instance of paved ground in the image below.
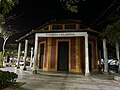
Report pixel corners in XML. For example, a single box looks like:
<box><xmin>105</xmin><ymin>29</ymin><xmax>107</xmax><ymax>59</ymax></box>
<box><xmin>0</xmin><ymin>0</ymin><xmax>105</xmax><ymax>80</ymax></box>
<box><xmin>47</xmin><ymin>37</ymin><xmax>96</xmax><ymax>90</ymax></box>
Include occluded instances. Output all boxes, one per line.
<box><xmin>1</xmin><ymin>66</ymin><xmax>120</xmax><ymax>90</ymax></box>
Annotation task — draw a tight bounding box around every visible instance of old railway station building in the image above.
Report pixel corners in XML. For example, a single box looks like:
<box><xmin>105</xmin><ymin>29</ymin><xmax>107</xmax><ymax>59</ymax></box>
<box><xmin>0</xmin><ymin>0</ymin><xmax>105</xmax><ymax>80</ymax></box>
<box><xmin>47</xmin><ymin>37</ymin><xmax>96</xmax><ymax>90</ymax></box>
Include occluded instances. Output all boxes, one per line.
<box><xmin>16</xmin><ymin>19</ymin><xmax>98</xmax><ymax>75</ymax></box>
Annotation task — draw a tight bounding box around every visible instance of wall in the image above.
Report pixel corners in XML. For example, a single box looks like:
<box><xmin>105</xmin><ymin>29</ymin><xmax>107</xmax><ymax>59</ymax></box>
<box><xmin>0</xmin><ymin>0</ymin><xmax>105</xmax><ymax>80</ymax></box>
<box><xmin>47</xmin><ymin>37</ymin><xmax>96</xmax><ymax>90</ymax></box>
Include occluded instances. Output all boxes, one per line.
<box><xmin>37</xmin><ymin>36</ymin><xmax>98</xmax><ymax>73</ymax></box>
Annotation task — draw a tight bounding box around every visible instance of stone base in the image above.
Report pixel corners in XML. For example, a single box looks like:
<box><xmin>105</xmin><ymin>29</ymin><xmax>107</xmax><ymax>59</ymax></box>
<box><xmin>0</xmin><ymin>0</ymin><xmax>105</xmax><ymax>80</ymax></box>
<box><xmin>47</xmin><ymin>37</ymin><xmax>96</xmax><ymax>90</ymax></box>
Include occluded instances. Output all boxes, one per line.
<box><xmin>118</xmin><ymin>69</ymin><xmax>120</xmax><ymax>72</ymax></box>
<box><xmin>85</xmin><ymin>73</ymin><xmax>90</xmax><ymax>76</ymax></box>
<box><xmin>23</xmin><ymin>68</ymin><xmax>27</xmax><ymax>70</ymax></box>
<box><xmin>103</xmin><ymin>72</ymin><xmax>108</xmax><ymax>75</ymax></box>
<box><xmin>114</xmin><ymin>76</ymin><xmax>120</xmax><ymax>82</ymax></box>
<box><xmin>33</xmin><ymin>70</ymin><xmax>37</xmax><ymax>74</ymax></box>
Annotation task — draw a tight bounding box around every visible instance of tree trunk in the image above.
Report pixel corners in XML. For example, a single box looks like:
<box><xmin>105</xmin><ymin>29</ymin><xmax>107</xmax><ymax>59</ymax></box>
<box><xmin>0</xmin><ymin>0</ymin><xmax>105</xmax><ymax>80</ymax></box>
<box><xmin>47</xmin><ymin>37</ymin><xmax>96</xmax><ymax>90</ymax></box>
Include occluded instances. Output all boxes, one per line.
<box><xmin>0</xmin><ymin>52</ymin><xmax>2</xmax><ymax>66</ymax></box>
<box><xmin>1</xmin><ymin>38</ymin><xmax>8</xmax><ymax>66</ymax></box>
<box><xmin>2</xmin><ymin>39</ymin><xmax>7</xmax><ymax>59</ymax></box>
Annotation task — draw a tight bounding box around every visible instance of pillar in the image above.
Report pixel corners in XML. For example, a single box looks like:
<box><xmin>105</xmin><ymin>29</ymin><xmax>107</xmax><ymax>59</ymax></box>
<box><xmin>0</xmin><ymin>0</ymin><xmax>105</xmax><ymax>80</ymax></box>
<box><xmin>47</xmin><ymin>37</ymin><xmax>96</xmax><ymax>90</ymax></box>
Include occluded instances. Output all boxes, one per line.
<box><xmin>33</xmin><ymin>34</ymin><xmax>38</xmax><ymax>74</ymax></box>
<box><xmin>103</xmin><ymin>39</ymin><xmax>108</xmax><ymax>74</ymax></box>
<box><xmin>85</xmin><ymin>34</ymin><xmax>90</xmax><ymax>76</ymax></box>
<box><xmin>116</xmin><ymin>42</ymin><xmax>120</xmax><ymax>71</ymax></box>
<box><xmin>30</xmin><ymin>47</ymin><xmax>33</xmax><ymax>67</ymax></box>
<box><xmin>17</xmin><ymin>43</ymin><xmax>21</xmax><ymax>68</ymax></box>
<box><xmin>23</xmin><ymin>40</ymin><xmax>28</xmax><ymax>70</ymax></box>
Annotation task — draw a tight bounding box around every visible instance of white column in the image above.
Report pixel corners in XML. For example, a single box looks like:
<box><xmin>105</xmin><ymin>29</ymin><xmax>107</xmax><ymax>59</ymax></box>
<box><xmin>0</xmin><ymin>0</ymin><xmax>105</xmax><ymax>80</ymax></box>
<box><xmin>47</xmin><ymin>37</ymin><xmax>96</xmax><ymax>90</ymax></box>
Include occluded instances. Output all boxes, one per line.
<box><xmin>23</xmin><ymin>40</ymin><xmax>28</xmax><ymax>70</ymax></box>
<box><xmin>116</xmin><ymin>42</ymin><xmax>120</xmax><ymax>71</ymax></box>
<box><xmin>17</xmin><ymin>43</ymin><xmax>21</xmax><ymax>68</ymax></box>
<box><xmin>30</xmin><ymin>47</ymin><xmax>33</xmax><ymax>67</ymax></box>
<box><xmin>33</xmin><ymin>34</ymin><xmax>38</xmax><ymax>74</ymax></box>
<box><xmin>103</xmin><ymin>39</ymin><xmax>108</xmax><ymax>73</ymax></box>
<box><xmin>85</xmin><ymin>34</ymin><xmax>90</xmax><ymax>76</ymax></box>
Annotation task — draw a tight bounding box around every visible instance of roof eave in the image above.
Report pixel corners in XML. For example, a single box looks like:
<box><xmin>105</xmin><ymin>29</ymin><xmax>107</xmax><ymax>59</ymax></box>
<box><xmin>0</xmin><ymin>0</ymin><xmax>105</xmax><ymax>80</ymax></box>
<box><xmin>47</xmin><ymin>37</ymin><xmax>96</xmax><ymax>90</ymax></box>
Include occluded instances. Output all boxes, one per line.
<box><xmin>16</xmin><ymin>30</ymin><xmax>35</xmax><ymax>42</ymax></box>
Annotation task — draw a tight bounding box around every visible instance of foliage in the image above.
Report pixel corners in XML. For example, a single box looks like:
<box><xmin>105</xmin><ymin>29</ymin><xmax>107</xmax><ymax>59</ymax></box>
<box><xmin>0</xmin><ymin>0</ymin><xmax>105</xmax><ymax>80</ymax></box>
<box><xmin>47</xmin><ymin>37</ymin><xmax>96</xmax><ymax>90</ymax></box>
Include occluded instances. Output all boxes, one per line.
<box><xmin>0</xmin><ymin>14</ymin><xmax>5</xmax><ymax>24</ymax></box>
<box><xmin>0</xmin><ymin>65</ymin><xmax>4</xmax><ymax>68</ymax></box>
<box><xmin>4</xmin><ymin>49</ymin><xmax>18</xmax><ymax>57</ymax></box>
<box><xmin>0</xmin><ymin>0</ymin><xmax>19</xmax><ymax>14</ymax></box>
<box><xmin>0</xmin><ymin>26</ymin><xmax>13</xmax><ymax>40</ymax></box>
<box><xmin>0</xmin><ymin>26</ymin><xmax>14</xmax><ymax>59</ymax></box>
<box><xmin>100</xmin><ymin>20</ymin><xmax>120</xmax><ymax>45</ymax></box>
<box><xmin>0</xmin><ymin>25</ymin><xmax>19</xmax><ymax>67</ymax></box>
<box><xmin>0</xmin><ymin>0</ymin><xmax>19</xmax><ymax>24</ymax></box>
<box><xmin>60</xmin><ymin>0</ymin><xmax>80</xmax><ymax>13</ymax></box>
<box><xmin>0</xmin><ymin>0</ymin><xmax>19</xmax><ymax>65</ymax></box>
<box><xmin>0</xmin><ymin>52</ymin><xmax>2</xmax><ymax>65</ymax></box>
<box><xmin>6</xmin><ymin>43</ymin><xmax>18</xmax><ymax>50</ymax></box>
<box><xmin>0</xmin><ymin>51</ymin><xmax>2</xmax><ymax>59</ymax></box>
<box><xmin>0</xmin><ymin>70</ymin><xmax>18</xmax><ymax>89</ymax></box>
<box><xmin>109</xmin><ymin>14</ymin><xmax>120</xmax><ymax>24</ymax></box>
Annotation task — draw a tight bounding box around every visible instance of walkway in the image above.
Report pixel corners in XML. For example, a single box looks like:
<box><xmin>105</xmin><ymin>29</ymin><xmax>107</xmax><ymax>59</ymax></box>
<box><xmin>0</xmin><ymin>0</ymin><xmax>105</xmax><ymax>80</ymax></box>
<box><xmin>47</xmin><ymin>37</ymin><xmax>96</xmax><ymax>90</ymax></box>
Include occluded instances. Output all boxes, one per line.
<box><xmin>0</xmin><ymin>66</ymin><xmax>120</xmax><ymax>90</ymax></box>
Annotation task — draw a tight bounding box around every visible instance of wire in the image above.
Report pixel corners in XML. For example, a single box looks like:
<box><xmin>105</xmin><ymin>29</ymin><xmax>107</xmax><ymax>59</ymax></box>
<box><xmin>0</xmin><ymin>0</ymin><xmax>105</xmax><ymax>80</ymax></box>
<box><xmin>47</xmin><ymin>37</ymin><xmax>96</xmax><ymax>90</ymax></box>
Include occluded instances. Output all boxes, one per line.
<box><xmin>89</xmin><ymin>0</ymin><xmax>117</xmax><ymax>28</ymax></box>
<box><xmin>93</xmin><ymin>8</ymin><xmax>118</xmax><ymax>27</ymax></box>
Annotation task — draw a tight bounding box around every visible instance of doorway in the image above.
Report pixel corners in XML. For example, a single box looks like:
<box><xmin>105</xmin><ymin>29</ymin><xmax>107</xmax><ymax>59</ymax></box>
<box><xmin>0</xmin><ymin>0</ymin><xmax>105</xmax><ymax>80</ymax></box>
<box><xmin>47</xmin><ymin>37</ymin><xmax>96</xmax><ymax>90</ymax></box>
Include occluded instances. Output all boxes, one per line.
<box><xmin>39</xmin><ymin>43</ymin><xmax>44</xmax><ymax>69</ymax></box>
<box><xmin>57</xmin><ymin>41</ymin><xmax>69</xmax><ymax>71</ymax></box>
<box><xmin>88</xmin><ymin>43</ymin><xmax>92</xmax><ymax>72</ymax></box>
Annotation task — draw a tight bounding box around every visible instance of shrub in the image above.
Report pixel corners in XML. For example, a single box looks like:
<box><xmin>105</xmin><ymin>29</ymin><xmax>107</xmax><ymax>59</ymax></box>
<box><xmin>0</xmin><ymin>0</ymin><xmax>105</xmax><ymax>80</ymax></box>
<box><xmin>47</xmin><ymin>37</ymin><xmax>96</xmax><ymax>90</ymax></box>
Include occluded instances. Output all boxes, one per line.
<box><xmin>0</xmin><ymin>70</ymin><xmax>18</xmax><ymax>89</ymax></box>
<box><xmin>0</xmin><ymin>65</ymin><xmax>4</xmax><ymax>68</ymax></box>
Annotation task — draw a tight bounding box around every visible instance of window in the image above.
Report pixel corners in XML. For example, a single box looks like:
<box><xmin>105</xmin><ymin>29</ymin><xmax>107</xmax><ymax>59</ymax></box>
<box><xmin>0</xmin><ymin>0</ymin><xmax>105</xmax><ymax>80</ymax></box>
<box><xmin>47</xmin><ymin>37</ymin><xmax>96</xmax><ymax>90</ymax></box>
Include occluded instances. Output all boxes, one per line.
<box><xmin>52</xmin><ymin>25</ymin><xmax>63</xmax><ymax>30</ymax></box>
<box><xmin>77</xmin><ymin>24</ymin><xmax>80</xmax><ymax>29</ymax></box>
<box><xmin>65</xmin><ymin>24</ymin><xmax>76</xmax><ymax>29</ymax></box>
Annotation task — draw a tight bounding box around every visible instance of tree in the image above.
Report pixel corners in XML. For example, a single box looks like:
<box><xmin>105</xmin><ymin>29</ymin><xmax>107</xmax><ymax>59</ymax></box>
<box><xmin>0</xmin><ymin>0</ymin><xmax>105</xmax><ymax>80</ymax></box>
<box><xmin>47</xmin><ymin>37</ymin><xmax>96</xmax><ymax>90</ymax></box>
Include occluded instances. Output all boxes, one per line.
<box><xmin>100</xmin><ymin>19</ymin><xmax>120</xmax><ymax>71</ymax></box>
<box><xmin>0</xmin><ymin>29</ymin><xmax>12</xmax><ymax>59</ymax></box>
<box><xmin>0</xmin><ymin>14</ymin><xmax>5</xmax><ymax>24</ymax></box>
<box><xmin>60</xmin><ymin>0</ymin><xmax>80</xmax><ymax>13</ymax></box>
<box><xmin>0</xmin><ymin>0</ymin><xmax>19</xmax><ymax>66</ymax></box>
<box><xmin>5</xmin><ymin>43</ymin><xmax>18</xmax><ymax>57</ymax></box>
<box><xmin>0</xmin><ymin>0</ymin><xmax>19</xmax><ymax>24</ymax></box>
<box><xmin>101</xmin><ymin>20</ymin><xmax>120</xmax><ymax>45</ymax></box>
<box><xmin>0</xmin><ymin>0</ymin><xmax>19</xmax><ymax>14</ymax></box>
<box><xmin>0</xmin><ymin>25</ymin><xmax>18</xmax><ymax>65</ymax></box>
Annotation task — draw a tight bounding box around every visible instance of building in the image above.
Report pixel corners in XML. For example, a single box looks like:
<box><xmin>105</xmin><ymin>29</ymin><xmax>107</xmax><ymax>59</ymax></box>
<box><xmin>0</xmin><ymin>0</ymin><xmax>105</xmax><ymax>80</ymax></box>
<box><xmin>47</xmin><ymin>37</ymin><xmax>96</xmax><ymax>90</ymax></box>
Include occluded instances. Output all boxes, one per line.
<box><xmin>16</xmin><ymin>19</ymin><xmax>98</xmax><ymax>76</ymax></box>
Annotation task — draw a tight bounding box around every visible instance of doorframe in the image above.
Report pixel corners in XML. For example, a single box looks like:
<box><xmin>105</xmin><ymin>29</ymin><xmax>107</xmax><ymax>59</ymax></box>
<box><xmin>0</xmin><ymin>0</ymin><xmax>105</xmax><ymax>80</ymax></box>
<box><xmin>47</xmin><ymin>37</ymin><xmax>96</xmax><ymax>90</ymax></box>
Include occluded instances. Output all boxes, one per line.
<box><xmin>88</xmin><ymin>42</ymin><xmax>94</xmax><ymax>72</ymax></box>
<box><xmin>56</xmin><ymin>39</ymin><xmax>71</xmax><ymax>71</ymax></box>
<box><xmin>38</xmin><ymin>41</ymin><xmax>46</xmax><ymax>69</ymax></box>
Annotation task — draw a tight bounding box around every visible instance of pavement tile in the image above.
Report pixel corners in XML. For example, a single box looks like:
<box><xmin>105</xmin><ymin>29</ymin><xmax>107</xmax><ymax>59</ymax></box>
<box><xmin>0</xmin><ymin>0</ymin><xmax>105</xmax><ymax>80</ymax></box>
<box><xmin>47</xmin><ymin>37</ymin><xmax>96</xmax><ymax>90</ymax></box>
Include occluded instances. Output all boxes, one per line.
<box><xmin>1</xmin><ymin>66</ymin><xmax>120</xmax><ymax>90</ymax></box>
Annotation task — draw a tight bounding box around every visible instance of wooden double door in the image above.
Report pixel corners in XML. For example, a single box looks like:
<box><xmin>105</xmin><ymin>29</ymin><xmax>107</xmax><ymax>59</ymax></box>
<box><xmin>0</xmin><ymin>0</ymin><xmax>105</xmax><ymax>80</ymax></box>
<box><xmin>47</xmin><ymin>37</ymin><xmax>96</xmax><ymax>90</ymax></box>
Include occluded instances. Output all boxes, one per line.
<box><xmin>57</xmin><ymin>41</ymin><xmax>69</xmax><ymax>71</ymax></box>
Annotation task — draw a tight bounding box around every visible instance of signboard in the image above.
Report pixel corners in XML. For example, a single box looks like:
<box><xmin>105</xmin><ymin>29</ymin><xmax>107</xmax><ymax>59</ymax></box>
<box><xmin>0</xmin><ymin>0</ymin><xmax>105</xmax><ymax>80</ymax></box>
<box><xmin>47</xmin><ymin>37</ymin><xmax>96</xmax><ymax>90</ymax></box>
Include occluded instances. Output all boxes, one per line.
<box><xmin>37</xmin><ymin>32</ymin><xmax>87</xmax><ymax>37</ymax></box>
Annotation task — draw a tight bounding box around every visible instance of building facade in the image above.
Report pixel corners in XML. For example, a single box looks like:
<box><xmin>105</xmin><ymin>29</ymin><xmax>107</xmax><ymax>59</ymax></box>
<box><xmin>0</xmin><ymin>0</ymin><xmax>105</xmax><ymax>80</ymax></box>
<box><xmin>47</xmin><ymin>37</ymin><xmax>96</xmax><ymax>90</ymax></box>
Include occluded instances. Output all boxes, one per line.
<box><xmin>17</xmin><ymin>19</ymin><xmax>98</xmax><ymax>75</ymax></box>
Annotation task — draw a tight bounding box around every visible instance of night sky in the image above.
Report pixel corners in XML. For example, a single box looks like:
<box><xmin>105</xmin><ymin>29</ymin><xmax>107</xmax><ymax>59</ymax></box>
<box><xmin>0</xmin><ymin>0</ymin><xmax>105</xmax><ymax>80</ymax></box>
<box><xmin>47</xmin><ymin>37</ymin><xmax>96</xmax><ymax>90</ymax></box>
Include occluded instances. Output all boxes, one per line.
<box><xmin>7</xmin><ymin>0</ymin><xmax>116</xmax><ymax>30</ymax></box>
<box><xmin>0</xmin><ymin>0</ymin><xmax>119</xmax><ymax>44</ymax></box>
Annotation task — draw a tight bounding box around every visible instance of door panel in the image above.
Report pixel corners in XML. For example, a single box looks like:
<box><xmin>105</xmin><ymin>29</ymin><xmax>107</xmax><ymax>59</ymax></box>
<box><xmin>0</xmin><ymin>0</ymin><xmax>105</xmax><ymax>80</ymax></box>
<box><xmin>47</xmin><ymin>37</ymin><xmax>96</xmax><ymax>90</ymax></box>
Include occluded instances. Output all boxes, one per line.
<box><xmin>40</xmin><ymin>43</ymin><xmax>44</xmax><ymax>69</ymax></box>
<box><xmin>57</xmin><ymin>41</ymin><xmax>69</xmax><ymax>71</ymax></box>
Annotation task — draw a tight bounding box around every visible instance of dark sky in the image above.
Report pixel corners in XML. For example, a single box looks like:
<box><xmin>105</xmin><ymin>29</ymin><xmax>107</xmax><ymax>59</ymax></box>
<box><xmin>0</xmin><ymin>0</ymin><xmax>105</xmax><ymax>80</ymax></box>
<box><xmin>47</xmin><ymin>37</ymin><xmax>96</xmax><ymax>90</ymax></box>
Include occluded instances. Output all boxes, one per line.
<box><xmin>1</xmin><ymin>0</ymin><xmax>119</xmax><ymax>45</ymax></box>
<box><xmin>7</xmin><ymin>0</ymin><xmax>116</xmax><ymax>31</ymax></box>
